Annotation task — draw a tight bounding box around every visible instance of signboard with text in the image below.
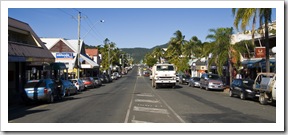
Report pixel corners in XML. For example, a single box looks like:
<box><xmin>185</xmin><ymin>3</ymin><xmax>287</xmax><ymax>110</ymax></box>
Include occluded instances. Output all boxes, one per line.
<box><xmin>56</xmin><ymin>53</ymin><xmax>73</xmax><ymax>58</ymax></box>
<box><xmin>254</xmin><ymin>47</ymin><xmax>266</xmax><ymax>58</ymax></box>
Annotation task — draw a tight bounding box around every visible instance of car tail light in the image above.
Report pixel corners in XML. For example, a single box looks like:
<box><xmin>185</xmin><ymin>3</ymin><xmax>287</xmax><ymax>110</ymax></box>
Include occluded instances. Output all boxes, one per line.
<box><xmin>44</xmin><ymin>88</ymin><xmax>48</xmax><ymax>94</ymax></box>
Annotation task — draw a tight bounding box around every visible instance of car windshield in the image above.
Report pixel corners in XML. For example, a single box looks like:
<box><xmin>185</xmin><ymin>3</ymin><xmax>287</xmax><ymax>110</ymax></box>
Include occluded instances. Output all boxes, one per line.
<box><xmin>193</xmin><ymin>77</ymin><xmax>200</xmax><ymax>81</ymax></box>
<box><xmin>243</xmin><ymin>80</ymin><xmax>254</xmax><ymax>87</ymax></box>
<box><xmin>207</xmin><ymin>74</ymin><xmax>220</xmax><ymax>80</ymax></box>
<box><xmin>156</xmin><ymin>65</ymin><xmax>174</xmax><ymax>71</ymax></box>
<box><xmin>25</xmin><ymin>80</ymin><xmax>46</xmax><ymax>88</ymax></box>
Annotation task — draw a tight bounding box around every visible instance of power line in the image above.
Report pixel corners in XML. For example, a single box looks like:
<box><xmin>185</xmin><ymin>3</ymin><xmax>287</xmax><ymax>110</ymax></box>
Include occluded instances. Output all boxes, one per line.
<box><xmin>57</xmin><ymin>8</ymin><xmax>78</xmax><ymax>23</ymax></box>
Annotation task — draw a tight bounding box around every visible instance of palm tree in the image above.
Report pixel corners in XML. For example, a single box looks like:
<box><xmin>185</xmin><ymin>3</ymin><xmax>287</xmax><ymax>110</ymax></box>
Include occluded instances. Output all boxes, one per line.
<box><xmin>260</xmin><ymin>8</ymin><xmax>272</xmax><ymax>73</ymax></box>
<box><xmin>165</xmin><ymin>30</ymin><xmax>187</xmax><ymax>71</ymax></box>
<box><xmin>152</xmin><ymin>47</ymin><xmax>163</xmax><ymax>63</ymax></box>
<box><xmin>232</xmin><ymin>8</ymin><xmax>258</xmax><ymax>48</ymax></box>
<box><xmin>206</xmin><ymin>27</ymin><xmax>242</xmax><ymax>84</ymax></box>
<box><xmin>232</xmin><ymin>8</ymin><xmax>272</xmax><ymax>72</ymax></box>
<box><xmin>183</xmin><ymin>36</ymin><xmax>202</xmax><ymax>59</ymax></box>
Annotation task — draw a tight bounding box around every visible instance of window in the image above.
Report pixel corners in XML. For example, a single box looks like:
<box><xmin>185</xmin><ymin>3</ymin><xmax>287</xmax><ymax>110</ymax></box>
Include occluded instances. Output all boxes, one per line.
<box><xmin>156</xmin><ymin>65</ymin><xmax>174</xmax><ymax>71</ymax></box>
<box><xmin>8</xmin><ymin>29</ymin><xmax>39</xmax><ymax>47</ymax></box>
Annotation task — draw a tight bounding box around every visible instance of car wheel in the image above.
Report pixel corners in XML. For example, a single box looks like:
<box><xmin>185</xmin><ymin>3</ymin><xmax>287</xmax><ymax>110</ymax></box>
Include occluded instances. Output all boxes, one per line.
<box><xmin>229</xmin><ymin>90</ymin><xmax>233</xmax><ymax>97</ymax></box>
<box><xmin>259</xmin><ymin>93</ymin><xmax>268</xmax><ymax>105</ymax></box>
<box><xmin>48</xmin><ymin>93</ymin><xmax>54</xmax><ymax>103</ymax></box>
<box><xmin>240</xmin><ymin>92</ymin><xmax>246</xmax><ymax>100</ymax></box>
<box><xmin>66</xmin><ymin>89</ymin><xmax>70</xmax><ymax>96</ymax></box>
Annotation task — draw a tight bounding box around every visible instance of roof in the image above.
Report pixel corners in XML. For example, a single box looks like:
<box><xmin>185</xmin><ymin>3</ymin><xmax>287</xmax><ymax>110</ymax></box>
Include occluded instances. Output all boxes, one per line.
<box><xmin>85</xmin><ymin>49</ymin><xmax>98</xmax><ymax>56</ymax></box>
<box><xmin>8</xmin><ymin>17</ymin><xmax>55</xmax><ymax>62</ymax></box>
<box><xmin>41</xmin><ymin>38</ymin><xmax>84</xmax><ymax>53</ymax></box>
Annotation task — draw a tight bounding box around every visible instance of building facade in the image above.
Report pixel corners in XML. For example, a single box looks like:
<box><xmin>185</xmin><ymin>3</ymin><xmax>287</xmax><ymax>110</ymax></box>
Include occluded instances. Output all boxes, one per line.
<box><xmin>8</xmin><ymin>17</ymin><xmax>55</xmax><ymax>105</ymax></box>
<box><xmin>41</xmin><ymin>38</ymin><xmax>99</xmax><ymax>78</ymax></box>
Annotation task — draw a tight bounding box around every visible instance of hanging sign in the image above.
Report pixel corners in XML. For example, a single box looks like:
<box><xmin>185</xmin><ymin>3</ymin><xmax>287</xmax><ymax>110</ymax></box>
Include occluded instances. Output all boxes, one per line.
<box><xmin>255</xmin><ymin>47</ymin><xmax>266</xmax><ymax>58</ymax></box>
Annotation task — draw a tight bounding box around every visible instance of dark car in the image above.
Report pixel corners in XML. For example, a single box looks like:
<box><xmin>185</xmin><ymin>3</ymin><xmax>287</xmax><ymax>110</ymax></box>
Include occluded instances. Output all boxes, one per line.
<box><xmin>55</xmin><ymin>79</ymin><xmax>78</xmax><ymax>97</ymax></box>
<box><xmin>188</xmin><ymin>77</ymin><xmax>201</xmax><ymax>87</ymax></box>
<box><xmin>229</xmin><ymin>79</ymin><xmax>259</xmax><ymax>100</ymax></box>
<box><xmin>179</xmin><ymin>74</ymin><xmax>191</xmax><ymax>84</ymax></box>
<box><xmin>23</xmin><ymin>79</ymin><xmax>57</xmax><ymax>103</ymax></box>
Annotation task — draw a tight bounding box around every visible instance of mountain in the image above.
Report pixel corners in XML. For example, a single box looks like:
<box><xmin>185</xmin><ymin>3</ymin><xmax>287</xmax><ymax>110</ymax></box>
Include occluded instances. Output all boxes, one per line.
<box><xmin>121</xmin><ymin>43</ymin><xmax>169</xmax><ymax>63</ymax></box>
<box><xmin>84</xmin><ymin>43</ymin><xmax>169</xmax><ymax>64</ymax></box>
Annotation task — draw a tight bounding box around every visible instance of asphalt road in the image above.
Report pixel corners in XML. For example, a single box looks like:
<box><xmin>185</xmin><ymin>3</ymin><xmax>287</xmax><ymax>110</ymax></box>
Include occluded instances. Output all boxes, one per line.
<box><xmin>9</xmin><ymin>66</ymin><xmax>276</xmax><ymax>123</ymax></box>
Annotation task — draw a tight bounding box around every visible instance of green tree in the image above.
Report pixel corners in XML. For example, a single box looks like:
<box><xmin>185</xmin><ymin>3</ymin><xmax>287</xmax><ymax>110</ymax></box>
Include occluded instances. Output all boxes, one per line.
<box><xmin>206</xmin><ymin>27</ymin><xmax>242</xmax><ymax>84</ymax></box>
<box><xmin>183</xmin><ymin>36</ymin><xmax>202</xmax><ymax>59</ymax></box>
<box><xmin>233</xmin><ymin>8</ymin><xmax>272</xmax><ymax>72</ymax></box>
<box><xmin>152</xmin><ymin>47</ymin><xmax>163</xmax><ymax>63</ymax></box>
<box><xmin>143</xmin><ymin>52</ymin><xmax>157</xmax><ymax>67</ymax></box>
<box><xmin>165</xmin><ymin>30</ymin><xmax>187</xmax><ymax>72</ymax></box>
<box><xmin>232</xmin><ymin>8</ymin><xmax>258</xmax><ymax>48</ymax></box>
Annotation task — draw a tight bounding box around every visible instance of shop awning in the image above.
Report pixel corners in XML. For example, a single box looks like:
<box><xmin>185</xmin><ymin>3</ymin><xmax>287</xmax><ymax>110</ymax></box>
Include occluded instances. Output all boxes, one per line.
<box><xmin>260</xmin><ymin>59</ymin><xmax>276</xmax><ymax>69</ymax></box>
<box><xmin>242</xmin><ymin>59</ymin><xmax>263</xmax><ymax>68</ymax></box>
<box><xmin>80</xmin><ymin>54</ymin><xmax>99</xmax><ymax>68</ymax></box>
<box><xmin>50</xmin><ymin>62</ymin><xmax>67</xmax><ymax>70</ymax></box>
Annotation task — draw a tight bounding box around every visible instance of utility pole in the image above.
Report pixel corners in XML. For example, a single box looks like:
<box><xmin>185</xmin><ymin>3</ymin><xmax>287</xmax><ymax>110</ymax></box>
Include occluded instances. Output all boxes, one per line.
<box><xmin>77</xmin><ymin>12</ymin><xmax>81</xmax><ymax>79</ymax></box>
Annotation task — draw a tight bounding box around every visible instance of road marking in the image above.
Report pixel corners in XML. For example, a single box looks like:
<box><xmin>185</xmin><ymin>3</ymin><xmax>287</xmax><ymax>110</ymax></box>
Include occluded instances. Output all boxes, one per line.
<box><xmin>131</xmin><ymin>120</ymin><xmax>153</xmax><ymax>123</ymax></box>
<box><xmin>136</xmin><ymin>93</ymin><xmax>154</xmax><ymax>97</ymax></box>
<box><xmin>124</xmin><ymin>76</ymin><xmax>139</xmax><ymax>123</ymax></box>
<box><xmin>133</xmin><ymin>106</ymin><xmax>169</xmax><ymax>114</ymax></box>
<box><xmin>143</xmin><ymin>77</ymin><xmax>186</xmax><ymax>123</ymax></box>
<box><xmin>135</xmin><ymin>99</ymin><xmax>160</xmax><ymax>103</ymax></box>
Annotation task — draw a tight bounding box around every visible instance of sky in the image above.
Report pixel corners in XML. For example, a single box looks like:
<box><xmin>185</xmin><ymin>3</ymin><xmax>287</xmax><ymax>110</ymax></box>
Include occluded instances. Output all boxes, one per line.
<box><xmin>8</xmin><ymin>7</ymin><xmax>276</xmax><ymax>49</ymax></box>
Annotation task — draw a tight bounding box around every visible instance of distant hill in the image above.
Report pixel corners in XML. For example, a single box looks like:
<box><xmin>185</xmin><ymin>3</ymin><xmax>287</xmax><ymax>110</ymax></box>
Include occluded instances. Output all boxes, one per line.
<box><xmin>121</xmin><ymin>43</ymin><xmax>168</xmax><ymax>63</ymax></box>
<box><xmin>84</xmin><ymin>43</ymin><xmax>169</xmax><ymax>64</ymax></box>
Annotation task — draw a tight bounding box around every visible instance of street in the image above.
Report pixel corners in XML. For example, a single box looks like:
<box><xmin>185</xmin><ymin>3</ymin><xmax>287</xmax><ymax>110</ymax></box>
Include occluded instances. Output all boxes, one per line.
<box><xmin>8</xmin><ymin>66</ymin><xmax>276</xmax><ymax>123</ymax></box>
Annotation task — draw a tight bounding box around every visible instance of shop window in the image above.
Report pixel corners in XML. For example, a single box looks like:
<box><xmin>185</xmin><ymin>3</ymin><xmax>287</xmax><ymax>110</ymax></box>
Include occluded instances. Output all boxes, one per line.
<box><xmin>8</xmin><ymin>71</ymin><xmax>14</xmax><ymax>81</ymax></box>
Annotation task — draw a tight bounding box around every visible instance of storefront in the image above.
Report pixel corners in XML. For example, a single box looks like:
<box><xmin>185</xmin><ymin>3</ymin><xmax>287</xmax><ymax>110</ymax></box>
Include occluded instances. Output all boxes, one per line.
<box><xmin>41</xmin><ymin>38</ymin><xmax>99</xmax><ymax>79</ymax></box>
<box><xmin>8</xmin><ymin>17</ymin><xmax>55</xmax><ymax>105</ymax></box>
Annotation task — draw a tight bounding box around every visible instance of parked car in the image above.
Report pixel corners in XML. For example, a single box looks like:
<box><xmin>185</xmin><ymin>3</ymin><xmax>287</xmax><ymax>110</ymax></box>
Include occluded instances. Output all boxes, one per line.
<box><xmin>111</xmin><ymin>72</ymin><xmax>119</xmax><ymax>80</ymax></box>
<box><xmin>179</xmin><ymin>74</ymin><xmax>191</xmax><ymax>84</ymax></box>
<box><xmin>199</xmin><ymin>73</ymin><xmax>224</xmax><ymax>91</ymax></box>
<box><xmin>99</xmin><ymin>74</ymin><xmax>107</xmax><ymax>83</ymax></box>
<box><xmin>60</xmin><ymin>79</ymin><xmax>78</xmax><ymax>96</ymax></box>
<box><xmin>229</xmin><ymin>79</ymin><xmax>259</xmax><ymax>100</ymax></box>
<box><xmin>69</xmin><ymin>79</ymin><xmax>85</xmax><ymax>92</ymax></box>
<box><xmin>23</xmin><ymin>79</ymin><xmax>57</xmax><ymax>103</ymax></box>
<box><xmin>188</xmin><ymin>77</ymin><xmax>201</xmax><ymax>87</ymax></box>
<box><xmin>81</xmin><ymin>77</ymin><xmax>96</xmax><ymax>89</ymax></box>
<box><xmin>93</xmin><ymin>77</ymin><xmax>102</xmax><ymax>87</ymax></box>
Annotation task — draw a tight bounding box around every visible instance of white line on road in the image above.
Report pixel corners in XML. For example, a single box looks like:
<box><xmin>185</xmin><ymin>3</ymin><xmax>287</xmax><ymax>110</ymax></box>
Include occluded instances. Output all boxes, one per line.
<box><xmin>143</xmin><ymin>77</ymin><xmax>186</xmax><ymax>123</ymax></box>
<box><xmin>135</xmin><ymin>99</ymin><xmax>160</xmax><ymax>103</ymax></box>
<box><xmin>131</xmin><ymin>120</ymin><xmax>153</xmax><ymax>123</ymax></box>
<box><xmin>136</xmin><ymin>93</ymin><xmax>155</xmax><ymax>97</ymax></box>
<box><xmin>133</xmin><ymin>106</ymin><xmax>169</xmax><ymax>114</ymax></box>
<box><xmin>124</xmin><ymin>76</ymin><xmax>139</xmax><ymax>123</ymax></box>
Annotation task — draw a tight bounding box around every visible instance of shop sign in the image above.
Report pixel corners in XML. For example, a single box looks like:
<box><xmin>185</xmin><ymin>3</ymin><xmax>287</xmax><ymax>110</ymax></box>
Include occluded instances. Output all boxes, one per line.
<box><xmin>56</xmin><ymin>53</ymin><xmax>73</xmax><ymax>58</ymax></box>
<box><xmin>255</xmin><ymin>47</ymin><xmax>266</xmax><ymax>58</ymax></box>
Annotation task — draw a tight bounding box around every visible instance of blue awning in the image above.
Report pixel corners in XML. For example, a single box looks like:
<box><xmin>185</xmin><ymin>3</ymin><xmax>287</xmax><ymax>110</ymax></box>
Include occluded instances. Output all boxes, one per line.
<box><xmin>242</xmin><ymin>59</ymin><xmax>263</xmax><ymax>68</ymax></box>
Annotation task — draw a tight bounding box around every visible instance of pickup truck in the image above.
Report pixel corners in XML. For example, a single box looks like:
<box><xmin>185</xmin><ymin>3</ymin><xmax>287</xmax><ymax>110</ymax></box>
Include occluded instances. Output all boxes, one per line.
<box><xmin>252</xmin><ymin>72</ymin><xmax>276</xmax><ymax>105</ymax></box>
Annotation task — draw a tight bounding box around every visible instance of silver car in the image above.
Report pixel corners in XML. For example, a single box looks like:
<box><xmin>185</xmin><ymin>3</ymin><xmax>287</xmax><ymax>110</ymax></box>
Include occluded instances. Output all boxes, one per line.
<box><xmin>188</xmin><ymin>77</ymin><xmax>201</xmax><ymax>87</ymax></box>
<box><xmin>199</xmin><ymin>73</ymin><xmax>224</xmax><ymax>91</ymax></box>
